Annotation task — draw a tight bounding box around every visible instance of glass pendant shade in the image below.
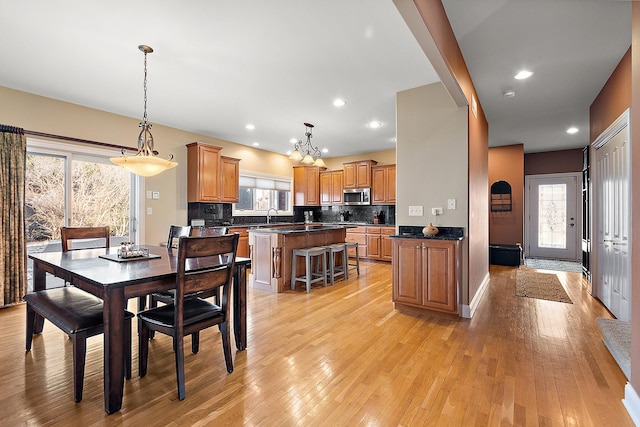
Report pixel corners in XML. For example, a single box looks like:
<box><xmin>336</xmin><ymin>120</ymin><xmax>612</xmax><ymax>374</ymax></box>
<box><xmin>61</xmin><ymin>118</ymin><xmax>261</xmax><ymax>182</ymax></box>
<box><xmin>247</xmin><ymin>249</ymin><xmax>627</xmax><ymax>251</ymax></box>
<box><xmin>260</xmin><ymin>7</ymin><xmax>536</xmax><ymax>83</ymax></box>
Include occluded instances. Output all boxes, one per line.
<box><xmin>289</xmin><ymin>150</ymin><xmax>303</xmax><ymax>161</ymax></box>
<box><xmin>301</xmin><ymin>153</ymin><xmax>315</xmax><ymax>164</ymax></box>
<box><xmin>313</xmin><ymin>157</ymin><xmax>327</xmax><ymax>168</ymax></box>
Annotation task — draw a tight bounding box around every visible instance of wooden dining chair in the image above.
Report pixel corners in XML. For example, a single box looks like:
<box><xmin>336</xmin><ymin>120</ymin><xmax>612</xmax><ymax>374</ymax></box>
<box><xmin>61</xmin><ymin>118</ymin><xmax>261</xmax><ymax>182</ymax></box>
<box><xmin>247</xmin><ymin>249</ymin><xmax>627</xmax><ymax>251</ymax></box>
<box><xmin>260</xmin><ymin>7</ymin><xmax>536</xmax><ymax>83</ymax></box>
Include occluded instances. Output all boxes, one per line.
<box><xmin>24</xmin><ymin>225</ymin><xmax>133</xmax><ymax>402</ymax></box>
<box><xmin>151</xmin><ymin>226</ymin><xmax>229</xmax><ymax>308</ymax></box>
<box><xmin>137</xmin><ymin>233</ymin><xmax>239</xmax><ymax>400</ymax></box>
<box><xmin>167</xmin><ymin>225</ymin><xmax>191</xmax><ymax>249</ymax></box>
<box><xmin>61</xmin><ymin>226</ymin><xmax>110</xmax><ymax>251</ymax></box>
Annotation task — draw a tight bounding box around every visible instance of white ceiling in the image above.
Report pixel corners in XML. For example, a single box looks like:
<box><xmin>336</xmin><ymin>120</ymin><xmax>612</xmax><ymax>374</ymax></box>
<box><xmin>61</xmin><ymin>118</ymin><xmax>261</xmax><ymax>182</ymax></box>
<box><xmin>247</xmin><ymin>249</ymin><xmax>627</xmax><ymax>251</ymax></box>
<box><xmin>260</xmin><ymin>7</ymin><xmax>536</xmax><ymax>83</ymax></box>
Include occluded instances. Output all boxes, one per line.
<box><xmin>0</xmin><ymin>1</ymin><xmax>632</xmax><ymax>157</ymax></box>
<box><xmin>442</xmin><ymin>0</ymin><xmax>631</xmax><ymax>153</ymax></box>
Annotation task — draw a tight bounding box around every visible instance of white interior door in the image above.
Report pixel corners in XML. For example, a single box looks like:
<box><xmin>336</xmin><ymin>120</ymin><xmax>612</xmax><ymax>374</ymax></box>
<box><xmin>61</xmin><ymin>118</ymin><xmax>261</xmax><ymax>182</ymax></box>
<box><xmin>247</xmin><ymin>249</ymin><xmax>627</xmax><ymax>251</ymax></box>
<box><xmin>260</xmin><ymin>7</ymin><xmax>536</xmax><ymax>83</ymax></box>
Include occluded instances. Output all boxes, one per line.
<box><xmin>525</xmin><ymin>173</ymin><xmax>580</xmax><ymax>260</ymax></box>
<box><xmin>594</xmin><ymin>118</ymin><xmax>631</xmax><ymax>321</ymax></box>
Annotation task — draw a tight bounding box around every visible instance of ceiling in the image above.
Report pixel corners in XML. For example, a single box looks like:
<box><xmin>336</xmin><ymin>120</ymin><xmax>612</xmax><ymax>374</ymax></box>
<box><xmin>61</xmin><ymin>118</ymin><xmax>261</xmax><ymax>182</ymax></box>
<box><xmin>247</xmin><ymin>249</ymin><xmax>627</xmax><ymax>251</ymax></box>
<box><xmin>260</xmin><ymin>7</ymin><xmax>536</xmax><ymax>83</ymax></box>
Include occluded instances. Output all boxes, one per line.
<box><xmin>0</xmin><ymin>1</ymin><xmax>632</xmax><ymax>157</ymax></box>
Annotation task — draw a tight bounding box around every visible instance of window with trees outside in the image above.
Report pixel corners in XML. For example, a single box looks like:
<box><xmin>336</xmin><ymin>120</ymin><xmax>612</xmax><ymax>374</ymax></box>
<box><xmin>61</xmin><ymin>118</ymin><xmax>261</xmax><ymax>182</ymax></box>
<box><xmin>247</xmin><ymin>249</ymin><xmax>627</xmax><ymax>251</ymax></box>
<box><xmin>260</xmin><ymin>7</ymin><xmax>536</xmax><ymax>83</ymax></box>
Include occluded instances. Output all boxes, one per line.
<box><xmin>26</xmin><ymin>139</ymin><xmax>138</xmax><ymax>289</ymax></box>
<box><xmin>233</xmin><ymin>173</ymin><xmax>292</xmax><ymax>216</ymax></box>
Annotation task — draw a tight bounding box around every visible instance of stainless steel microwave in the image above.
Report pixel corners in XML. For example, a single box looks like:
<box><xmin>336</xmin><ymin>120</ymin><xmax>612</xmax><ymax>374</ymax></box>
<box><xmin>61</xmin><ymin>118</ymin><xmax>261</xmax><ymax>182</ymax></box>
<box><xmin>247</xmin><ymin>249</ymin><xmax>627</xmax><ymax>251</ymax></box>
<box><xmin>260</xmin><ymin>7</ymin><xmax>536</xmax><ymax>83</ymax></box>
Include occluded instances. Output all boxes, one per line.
<box><xmin>343</xmin><ymin>188</ymin><xmax>371</xmax><ymax>205</ymax></box>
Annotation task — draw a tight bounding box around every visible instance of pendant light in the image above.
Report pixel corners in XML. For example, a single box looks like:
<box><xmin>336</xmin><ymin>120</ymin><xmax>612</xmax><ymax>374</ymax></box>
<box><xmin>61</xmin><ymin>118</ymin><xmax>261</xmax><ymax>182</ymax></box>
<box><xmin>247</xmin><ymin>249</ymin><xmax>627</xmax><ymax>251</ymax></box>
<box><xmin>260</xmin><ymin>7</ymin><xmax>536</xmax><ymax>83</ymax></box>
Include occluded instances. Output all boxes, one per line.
<box><xmin>110</xmin><ymin>45</ymin><xmax>178</xmax><ymax>177</ymax></box>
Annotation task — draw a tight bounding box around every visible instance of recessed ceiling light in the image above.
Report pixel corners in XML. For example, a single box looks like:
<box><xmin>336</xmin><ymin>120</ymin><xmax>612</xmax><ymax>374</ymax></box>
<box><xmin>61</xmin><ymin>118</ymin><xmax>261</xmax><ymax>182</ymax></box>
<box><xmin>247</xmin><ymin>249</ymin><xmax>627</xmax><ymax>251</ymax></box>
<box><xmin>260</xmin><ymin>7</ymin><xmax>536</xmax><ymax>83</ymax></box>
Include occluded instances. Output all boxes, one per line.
<box><xmin>566</xmin><ymin>127</ymin><xmax>578</xmax><ymax>134</ymax></box>
<box><xmin>333</xmin><ymin>99</ymin><xmax>346</xmax><ymax>107</ymax></box>
<box><xmin>252</xmin><ymin>142</ymin><xmax>260</xmax><ymax>147</ymax></box>
<box><xmin>368</xmin><ymin>121</ymin><xmax>382</xmax><ymax>129</ymax></box>
<box><xmin>514</xmin><ymin>70</ymin><xmax>533</xmax><ymax>80</ymax></box>
<box><xmin>290</xmin><ymin>138</ymin><xmax>298</xmax><ymax>144</ymax></box>
<box><xmin>322</xmin><ymin>148</ymin><xmax>328</xmax><ymax>154</ymax></box>
<box><xmin>286</xmin><ymin>150</ymin><xmax>292</xmax><ymax>155</ymax></box>
<box><xmin>245</xmin><ymin>124</ymin><xmax>255</xmax><ymax>130</ymax></box>
<box><xmin>503</xmin><ymin>89</ymin><xmax>516</xmax><ymax>98</ymax></box>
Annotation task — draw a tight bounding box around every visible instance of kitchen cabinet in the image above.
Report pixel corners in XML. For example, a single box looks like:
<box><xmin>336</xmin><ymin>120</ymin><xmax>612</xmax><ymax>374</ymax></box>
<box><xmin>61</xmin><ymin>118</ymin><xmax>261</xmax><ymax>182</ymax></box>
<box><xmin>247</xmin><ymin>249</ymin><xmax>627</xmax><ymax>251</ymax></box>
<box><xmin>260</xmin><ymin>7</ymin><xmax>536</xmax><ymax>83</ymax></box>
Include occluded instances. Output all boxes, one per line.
<box><xmin>346</xmin><ymin>226</ymin><xmax>367</xmax><ymax>258</ymax></box>
<box><xmin>233</xmin><ymin>227</ymin><xmax>249</xmax><ymax>258</ymax></box>
<box><xmin>343</xmin><ymin>160</ymin><xmax>377</xmax><ymax>189</ymax></box>
<box><xmin>346</xmin><ymin>226</ymin><xmax>394</xmax><ymax>262</ymax></box>
<box><xmin>293</xmin><ymin>165</ymin><xmax>325</xmax><ymax>206</ymax></box>
<box><xmin>186</xmin><ymin>142</ymin><xmax>240</xmax><ymax>203</ymax></box>
<box><xmin>220</xmin><ymin>156</ymin><xmax>240</xmax><ymax>203</ymax></box>
<box><xmin>392</xmin><ymin>237</ymin><xmax>460</xmax><ymax>315</ymax></box>
<box><xmin>372</xmin><ymin>164</ymin><xmax>396</xmax><ymax>205</ymax></box>
<box><xmin>320</xmin><ymin>170</ymin><xmax>344</xmax><ymax>205</ymax></box>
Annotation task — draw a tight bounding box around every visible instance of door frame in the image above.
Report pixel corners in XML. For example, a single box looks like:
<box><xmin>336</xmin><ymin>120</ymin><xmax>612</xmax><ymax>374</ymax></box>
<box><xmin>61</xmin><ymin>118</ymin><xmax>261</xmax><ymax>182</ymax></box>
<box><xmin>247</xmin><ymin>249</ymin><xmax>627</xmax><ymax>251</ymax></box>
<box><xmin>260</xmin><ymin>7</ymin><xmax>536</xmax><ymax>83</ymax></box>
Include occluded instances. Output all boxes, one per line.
<box><xmin>524</xmin><ymin>172</ymin><xmax>582</xmax><ymax>261</ymax></box>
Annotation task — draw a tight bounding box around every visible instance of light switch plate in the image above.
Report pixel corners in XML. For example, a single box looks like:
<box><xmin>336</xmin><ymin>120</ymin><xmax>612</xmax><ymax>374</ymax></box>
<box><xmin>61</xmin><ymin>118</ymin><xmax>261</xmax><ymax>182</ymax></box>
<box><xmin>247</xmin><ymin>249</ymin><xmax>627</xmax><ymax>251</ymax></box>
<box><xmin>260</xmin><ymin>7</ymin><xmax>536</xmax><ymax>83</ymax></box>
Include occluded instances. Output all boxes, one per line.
<box><xmin>447</xmin><ymin>199</ymin><xmax>456</xmax><ymax>210</ymax></box>
<box><xmin>408</xmin><ymin>206</ymin><xmax>423</xmax><ymax>216</ymax></box>
<box><xmin>432</xmin><ymin>207</ymin><xmax>443</xmax><ymax>216</ymax></box>
<box><xmin>146</xmin><ymin>207</ymin><xmax>152</xmax><ymax>215</ymax></box>
<box><xmin>152</xmin><ymin>191</ymin><xmax>160</xmax><ymax>200</ymax></box>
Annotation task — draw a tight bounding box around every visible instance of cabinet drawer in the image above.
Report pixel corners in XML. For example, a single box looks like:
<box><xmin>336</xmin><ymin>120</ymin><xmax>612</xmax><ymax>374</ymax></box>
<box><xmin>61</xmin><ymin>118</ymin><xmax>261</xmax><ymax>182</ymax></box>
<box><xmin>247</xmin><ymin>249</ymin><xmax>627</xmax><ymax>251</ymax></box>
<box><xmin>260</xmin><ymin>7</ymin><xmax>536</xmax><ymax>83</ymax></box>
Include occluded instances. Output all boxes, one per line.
<box><xmin>366</xmin><ymin>227</ymin><xmax>381</xmax><ymax>234</ymax></box>
<box><xmin>380</xmin><ymin>227</ymin><xmax>395</xmax><ymax>235</ymax></box>
<box><xmin>347</xmin><ymin>226</ymin><xmax>367</xmax><ymax>234</ymax></box>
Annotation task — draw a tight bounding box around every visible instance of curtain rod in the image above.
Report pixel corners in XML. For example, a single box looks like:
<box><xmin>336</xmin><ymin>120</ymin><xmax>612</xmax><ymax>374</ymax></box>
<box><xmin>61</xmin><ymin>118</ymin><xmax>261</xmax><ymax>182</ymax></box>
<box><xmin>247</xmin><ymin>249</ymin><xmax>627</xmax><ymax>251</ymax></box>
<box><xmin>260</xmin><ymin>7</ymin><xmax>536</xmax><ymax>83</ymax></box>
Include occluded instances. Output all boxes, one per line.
<box><xmin>24</xmin><ymin>130</ymin><xmax>137</xmax><ymax>153</ymax></box>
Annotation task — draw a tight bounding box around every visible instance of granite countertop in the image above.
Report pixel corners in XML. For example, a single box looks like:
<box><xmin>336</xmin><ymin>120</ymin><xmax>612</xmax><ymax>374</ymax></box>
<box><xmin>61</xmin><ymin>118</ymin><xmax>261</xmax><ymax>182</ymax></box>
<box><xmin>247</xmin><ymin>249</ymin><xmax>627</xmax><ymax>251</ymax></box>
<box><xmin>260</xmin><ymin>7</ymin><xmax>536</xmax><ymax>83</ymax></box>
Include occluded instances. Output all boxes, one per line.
<box><xmin>227</xmin><ymin>222</ymin><xmax>393</xmax><ymax>229</ymax></box>
<box><xmin>391</xmin><ymin>226</ymin><xmax>464</xmax><ymax>241</ymax></box>
<box><xmin>248</xmin><ymin>224</ymin><xmax>357</xmax><ymax>234</ymax></box>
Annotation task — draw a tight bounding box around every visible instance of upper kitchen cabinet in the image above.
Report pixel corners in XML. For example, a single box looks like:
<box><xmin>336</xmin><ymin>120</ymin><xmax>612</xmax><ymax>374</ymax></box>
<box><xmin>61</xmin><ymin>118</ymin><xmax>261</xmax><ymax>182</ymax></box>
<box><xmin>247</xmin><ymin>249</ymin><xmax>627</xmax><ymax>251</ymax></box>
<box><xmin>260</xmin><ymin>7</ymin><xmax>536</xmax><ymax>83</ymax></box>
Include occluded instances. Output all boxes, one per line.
<box><xmin>372</xmin><ymin>164</ymin><xmax>396</xmax><ymax>205</ymax></box>
<box><xmin>320</xmin><ymin>170</ymin><xmax>344</xmax><ymax>205</ymax></box>
<box><xmin>220</xmin><ymin>155</ymin><xmax>240</xmax><ymax>203</ymax></box>
<box><xmin>343</xmin><ymin>160</ymin><xmax>377</xmax><ymax>189</ymax></box>
<box><xmin>186</xmin><ymin>142</ymin><xmax>239</xmax><ymax>203</ymax></box>
<box><xmin>293</xmin><ymin>165</ymin><xmax>325</xmax><ymax>206</ymax></box>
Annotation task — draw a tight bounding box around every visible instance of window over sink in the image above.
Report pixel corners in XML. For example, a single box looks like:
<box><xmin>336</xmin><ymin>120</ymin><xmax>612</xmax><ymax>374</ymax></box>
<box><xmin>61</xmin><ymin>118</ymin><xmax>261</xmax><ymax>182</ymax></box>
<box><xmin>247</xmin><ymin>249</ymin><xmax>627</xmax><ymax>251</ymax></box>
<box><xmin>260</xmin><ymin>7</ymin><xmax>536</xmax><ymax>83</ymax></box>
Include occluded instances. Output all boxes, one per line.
<box><xmin>233</xmin><ymin>172</ymin><xmax>292</xmax><ymax>216</ymax></box>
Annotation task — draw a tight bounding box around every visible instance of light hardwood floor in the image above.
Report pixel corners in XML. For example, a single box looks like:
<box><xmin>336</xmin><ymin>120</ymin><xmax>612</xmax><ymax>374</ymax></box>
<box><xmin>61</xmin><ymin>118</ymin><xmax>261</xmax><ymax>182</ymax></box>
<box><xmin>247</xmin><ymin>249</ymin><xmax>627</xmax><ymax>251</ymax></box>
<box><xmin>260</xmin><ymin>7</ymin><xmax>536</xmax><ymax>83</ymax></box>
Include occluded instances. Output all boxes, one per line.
<box><xmin>1</xmin><ymin>262</ymin><xmax>633</xmax><ymax>426</ymax></box>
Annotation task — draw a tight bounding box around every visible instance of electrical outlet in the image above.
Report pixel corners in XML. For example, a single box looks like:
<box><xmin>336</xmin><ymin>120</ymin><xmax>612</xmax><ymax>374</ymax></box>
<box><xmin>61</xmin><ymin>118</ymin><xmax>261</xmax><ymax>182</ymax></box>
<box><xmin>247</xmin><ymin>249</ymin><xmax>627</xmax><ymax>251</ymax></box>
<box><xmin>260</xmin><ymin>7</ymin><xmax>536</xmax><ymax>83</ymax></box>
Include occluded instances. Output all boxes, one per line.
<box><xmin>448</xmin><ymin>199</ymin><xmax>456</xmax><ymax>210</ymax></box>
<box><xmin>408</xmin><ymin>206</ymin><xmax>423</xmax><ymax>216</ymax></box>
<box><xmin>431</xmin><ymin>207</ymin><xmax>443</xmax><ymax>216</ymax></box>
<box><xmin>146</xmin><ymin>207</ymin><xmax>152</xmax><ymax>215</ymax></box>
<box><xmin>146</xmin><ymin>191</ymin><xmax>152</xmax><ymax>199</ymax></box>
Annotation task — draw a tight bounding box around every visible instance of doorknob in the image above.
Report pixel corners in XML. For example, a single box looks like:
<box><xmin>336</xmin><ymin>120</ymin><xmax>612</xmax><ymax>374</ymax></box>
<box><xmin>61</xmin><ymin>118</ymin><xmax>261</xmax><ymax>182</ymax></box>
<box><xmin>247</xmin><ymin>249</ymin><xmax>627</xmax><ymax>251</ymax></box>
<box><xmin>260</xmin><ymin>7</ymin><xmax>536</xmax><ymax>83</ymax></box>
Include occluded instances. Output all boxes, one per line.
<box><xmin>568</xmin><ymin>223</ymin><xmax>575</xmax><ymax>227</ymax></box>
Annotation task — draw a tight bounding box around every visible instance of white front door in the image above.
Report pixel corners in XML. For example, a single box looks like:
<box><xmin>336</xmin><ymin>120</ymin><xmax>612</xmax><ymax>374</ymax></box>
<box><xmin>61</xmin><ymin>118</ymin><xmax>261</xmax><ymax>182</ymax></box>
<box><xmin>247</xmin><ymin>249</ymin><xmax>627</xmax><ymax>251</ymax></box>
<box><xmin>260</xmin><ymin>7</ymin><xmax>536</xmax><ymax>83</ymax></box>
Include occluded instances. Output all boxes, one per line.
<box><xmin>525</xmin><ymin>173</ymin><xmax>580</xmax><ymax>260</ymax></box>
<box><xmin>594</xmin><ymin>117</ymin><xmax>631</xmax><ymax>321</ymax></box>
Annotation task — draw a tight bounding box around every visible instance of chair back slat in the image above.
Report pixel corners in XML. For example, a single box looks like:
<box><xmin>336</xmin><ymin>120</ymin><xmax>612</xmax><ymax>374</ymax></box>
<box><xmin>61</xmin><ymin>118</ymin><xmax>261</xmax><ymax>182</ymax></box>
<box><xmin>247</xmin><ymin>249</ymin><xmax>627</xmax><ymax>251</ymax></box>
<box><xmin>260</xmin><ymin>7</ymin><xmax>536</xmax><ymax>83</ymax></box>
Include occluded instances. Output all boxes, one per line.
<box><xmin>61</xmin><ymin>226</ymin><xmax>110</xmax><ymax>252</ymax></box>
<box><xmin>175</xmin><ymin>234</ymin><xmax>238</xmax><ymax>306</ymax></box>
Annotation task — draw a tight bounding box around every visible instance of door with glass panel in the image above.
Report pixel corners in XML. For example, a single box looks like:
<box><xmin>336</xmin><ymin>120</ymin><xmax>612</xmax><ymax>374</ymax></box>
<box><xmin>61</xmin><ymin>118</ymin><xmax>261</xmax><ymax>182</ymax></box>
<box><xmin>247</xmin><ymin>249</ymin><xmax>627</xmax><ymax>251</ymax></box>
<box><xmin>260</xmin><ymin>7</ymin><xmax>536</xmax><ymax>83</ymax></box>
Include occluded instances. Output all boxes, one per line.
<box><xmin>525</xmin><ymin>173</ymin><xmax>580</xmax><ymax>260</ymax></box>
<box><xmin>25</xmin><ymin>146</ymin><xmax>135</xmax><ymax>288</ymax></box>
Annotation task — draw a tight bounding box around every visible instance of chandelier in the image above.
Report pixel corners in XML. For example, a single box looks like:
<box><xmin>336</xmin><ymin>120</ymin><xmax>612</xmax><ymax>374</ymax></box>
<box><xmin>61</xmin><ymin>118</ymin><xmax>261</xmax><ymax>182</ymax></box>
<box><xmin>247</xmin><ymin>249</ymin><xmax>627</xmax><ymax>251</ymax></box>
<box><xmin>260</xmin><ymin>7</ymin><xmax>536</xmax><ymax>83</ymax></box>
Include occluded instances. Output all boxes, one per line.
<box><xmin>110</xmin><ymin>45</ymin><xmax>178</xmax><ymax>177</ymax></box>
<box><xmin>289</xmin><ymin>122</ymin><xmax>326</xmax><ymax>168</ymax></box>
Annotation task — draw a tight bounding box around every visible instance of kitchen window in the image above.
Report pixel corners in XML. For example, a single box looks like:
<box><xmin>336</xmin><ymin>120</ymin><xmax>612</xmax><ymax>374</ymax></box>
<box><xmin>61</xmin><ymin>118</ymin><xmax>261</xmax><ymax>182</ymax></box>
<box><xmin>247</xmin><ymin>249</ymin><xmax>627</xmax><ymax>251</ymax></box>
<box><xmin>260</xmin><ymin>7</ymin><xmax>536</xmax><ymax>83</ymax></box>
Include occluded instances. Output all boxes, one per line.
<box><xmin>233</xmin><ymin>173</ymin><xmax>292</xmax><ymax>216</ymax></box>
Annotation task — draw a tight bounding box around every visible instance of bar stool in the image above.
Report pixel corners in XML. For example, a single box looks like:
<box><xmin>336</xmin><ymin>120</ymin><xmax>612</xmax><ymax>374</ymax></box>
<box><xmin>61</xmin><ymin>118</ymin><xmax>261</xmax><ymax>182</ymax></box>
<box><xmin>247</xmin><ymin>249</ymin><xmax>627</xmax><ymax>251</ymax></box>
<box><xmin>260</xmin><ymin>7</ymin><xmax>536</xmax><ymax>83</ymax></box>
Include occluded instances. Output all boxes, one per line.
<box><xmin>325</xmin><ymin>243</ymin><xmax>348</xmax><ymax>285</ymax></box>
<box><xmin>345</xmin><ymin>241</ymin><xmax>360</xmax><ymax>278</ymax></box>
<box><xmin>291</xmin><ymin>247</ymin><xmax>328</xmax><ymax>293</ymax></box>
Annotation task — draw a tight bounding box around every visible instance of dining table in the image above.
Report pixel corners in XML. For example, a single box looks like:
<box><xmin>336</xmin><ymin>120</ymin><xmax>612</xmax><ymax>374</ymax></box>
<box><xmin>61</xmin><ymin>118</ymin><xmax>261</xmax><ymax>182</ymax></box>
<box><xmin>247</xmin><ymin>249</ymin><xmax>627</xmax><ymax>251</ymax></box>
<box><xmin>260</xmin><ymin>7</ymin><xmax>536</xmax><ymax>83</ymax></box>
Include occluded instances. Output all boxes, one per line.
<box><xmin>28</xmin><ymin>245</ymin><xmax>250</xmax><ymax>414</ymax></box>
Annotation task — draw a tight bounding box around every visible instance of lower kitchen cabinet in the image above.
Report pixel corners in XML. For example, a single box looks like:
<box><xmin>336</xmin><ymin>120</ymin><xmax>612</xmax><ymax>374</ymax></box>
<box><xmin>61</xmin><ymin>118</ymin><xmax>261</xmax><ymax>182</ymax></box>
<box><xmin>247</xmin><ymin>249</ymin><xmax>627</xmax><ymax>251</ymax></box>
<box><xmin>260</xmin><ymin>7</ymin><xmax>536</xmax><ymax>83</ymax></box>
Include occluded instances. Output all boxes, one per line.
<box><xmin>346</xmin><ymin>226</ymin><xmax>395</xmax><ymax>262</ymax></box>
<box><xmin>392</xmin><ymin>237</ymin><xmax>461</xmax><ymax>315</ymax></box>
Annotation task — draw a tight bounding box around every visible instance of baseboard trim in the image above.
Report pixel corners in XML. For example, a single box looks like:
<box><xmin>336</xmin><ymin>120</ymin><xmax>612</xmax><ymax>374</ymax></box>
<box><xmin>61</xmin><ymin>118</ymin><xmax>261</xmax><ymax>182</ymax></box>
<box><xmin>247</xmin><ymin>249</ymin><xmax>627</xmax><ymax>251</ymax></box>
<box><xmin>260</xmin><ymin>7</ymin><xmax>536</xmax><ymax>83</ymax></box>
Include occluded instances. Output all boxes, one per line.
<box><xmin>461</xmin><ymin>271</ymin><xmax>490</xmax><ymax>319</ymax></box>
<box><xmin>623</xmin><ymin>383</ymin><xmax>640</xmax><ymax>425</ymax></box>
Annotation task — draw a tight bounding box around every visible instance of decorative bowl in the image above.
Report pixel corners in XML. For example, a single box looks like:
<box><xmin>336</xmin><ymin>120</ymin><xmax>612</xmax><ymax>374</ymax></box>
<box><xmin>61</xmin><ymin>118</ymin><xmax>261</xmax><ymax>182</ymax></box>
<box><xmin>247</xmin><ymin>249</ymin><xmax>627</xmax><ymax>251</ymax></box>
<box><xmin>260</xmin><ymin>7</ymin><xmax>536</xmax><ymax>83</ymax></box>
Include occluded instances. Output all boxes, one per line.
<box><xmin>422</xmin><ymin>223</ymin><xmax>439</xmax><ymax>237</ymax></box>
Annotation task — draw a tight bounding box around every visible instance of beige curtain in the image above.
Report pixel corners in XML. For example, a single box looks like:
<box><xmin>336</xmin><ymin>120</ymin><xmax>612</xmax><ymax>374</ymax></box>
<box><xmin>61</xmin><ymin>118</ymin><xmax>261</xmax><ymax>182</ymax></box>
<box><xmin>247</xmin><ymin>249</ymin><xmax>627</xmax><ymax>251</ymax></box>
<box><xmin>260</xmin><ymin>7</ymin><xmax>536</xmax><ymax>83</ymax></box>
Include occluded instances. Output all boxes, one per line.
<box><xmin>0</xmin><ymin>125</ymin><xmax>27</xmax><ymax>307</ymax></box>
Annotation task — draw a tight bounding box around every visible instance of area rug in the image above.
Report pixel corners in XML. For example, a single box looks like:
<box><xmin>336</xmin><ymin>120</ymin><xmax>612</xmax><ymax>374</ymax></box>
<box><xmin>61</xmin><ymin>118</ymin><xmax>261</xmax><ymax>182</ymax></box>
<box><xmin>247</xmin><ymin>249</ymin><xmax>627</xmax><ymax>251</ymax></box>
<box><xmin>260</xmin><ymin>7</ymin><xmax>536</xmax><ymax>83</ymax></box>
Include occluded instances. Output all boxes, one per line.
<box><xmin>597</xmin><ymin>318</ymin><xmax>631</xmax><ymax>379</ymax></box>
<box><xmin>524</xmin><ymin>258</ymin><xmax>583</xmax><ymax>273</ymax></box>
<box><xmin>515</xmin><ymin>268</ymin><xmax>573</xmax><ymax>303</ymax></box>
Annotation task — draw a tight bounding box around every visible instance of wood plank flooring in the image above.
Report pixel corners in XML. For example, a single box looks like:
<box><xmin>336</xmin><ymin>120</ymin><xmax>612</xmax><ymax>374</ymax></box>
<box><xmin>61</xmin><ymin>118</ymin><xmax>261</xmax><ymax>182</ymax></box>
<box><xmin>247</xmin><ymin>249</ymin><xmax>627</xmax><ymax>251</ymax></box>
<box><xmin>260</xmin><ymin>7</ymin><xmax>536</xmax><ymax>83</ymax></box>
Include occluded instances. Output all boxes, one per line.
<box><xmin>0</xmin><ymin>262</ymin><xmax>633</xmax><ymax>426</ymax></box>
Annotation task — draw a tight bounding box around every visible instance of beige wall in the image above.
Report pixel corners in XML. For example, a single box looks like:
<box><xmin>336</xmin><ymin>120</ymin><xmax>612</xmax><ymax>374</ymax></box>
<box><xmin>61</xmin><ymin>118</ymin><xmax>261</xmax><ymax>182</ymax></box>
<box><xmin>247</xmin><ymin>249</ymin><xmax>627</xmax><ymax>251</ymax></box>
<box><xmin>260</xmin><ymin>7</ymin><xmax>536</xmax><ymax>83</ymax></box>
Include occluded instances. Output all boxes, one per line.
<box><xmin>321</xmin><ymin>150</ymin><xmax>396</xmax><ymax>171</ymax></box>
<box><xmin>0</xmin><ymin>86</ymin><xmax>293</xmax><ymax>245</ymax></box>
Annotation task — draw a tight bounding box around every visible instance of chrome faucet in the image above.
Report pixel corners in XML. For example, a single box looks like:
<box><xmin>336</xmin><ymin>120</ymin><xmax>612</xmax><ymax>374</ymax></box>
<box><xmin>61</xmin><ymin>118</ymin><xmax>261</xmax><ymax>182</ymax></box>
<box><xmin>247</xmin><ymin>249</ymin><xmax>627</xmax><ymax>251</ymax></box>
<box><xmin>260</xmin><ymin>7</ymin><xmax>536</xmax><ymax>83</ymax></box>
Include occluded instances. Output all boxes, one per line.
<box><xmin>266</xmin><ymin>208</ymin><xmax>278</xmax><ymax>224</ymax></box>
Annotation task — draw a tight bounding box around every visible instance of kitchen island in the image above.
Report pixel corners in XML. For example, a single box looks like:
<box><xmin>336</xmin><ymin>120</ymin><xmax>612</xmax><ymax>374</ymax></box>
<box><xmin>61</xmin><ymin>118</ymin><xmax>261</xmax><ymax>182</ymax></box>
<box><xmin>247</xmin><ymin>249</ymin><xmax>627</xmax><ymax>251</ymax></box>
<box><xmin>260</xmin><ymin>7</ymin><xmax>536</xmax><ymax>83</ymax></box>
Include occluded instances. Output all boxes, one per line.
<box><xmin>249</xmin><ymin>224</ymin><xmax>352</xmax><ymax>292</ymax></box>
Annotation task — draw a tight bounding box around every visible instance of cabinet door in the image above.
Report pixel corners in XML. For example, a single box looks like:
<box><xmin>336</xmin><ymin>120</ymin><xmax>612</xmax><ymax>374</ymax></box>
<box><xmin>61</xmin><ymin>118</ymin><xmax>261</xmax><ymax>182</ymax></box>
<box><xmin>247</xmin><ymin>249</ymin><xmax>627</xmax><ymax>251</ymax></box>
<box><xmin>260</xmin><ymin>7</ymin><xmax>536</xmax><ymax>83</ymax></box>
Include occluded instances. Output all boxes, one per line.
<box><xmin>366</xmin><ymin>234</ymin><xmax>381</xmax><ymax>259</ymax></box>
<box><xmin>386</xmin><ymin>165</ymin><xmax>396</xmax><ymax>204</ymax></box>
<box><xmin>343</xmin><ymin>163</ymin><xmax>357</xmax><ymax>188</ymax></box>
<box><xmin>346</xmin><ymin>228</ymin><xmax>367</xmax><ymax>257</ymax></box>
<box><xmin>381</xmin><ymin>235</ymin><xmax>393</xmax><ymax>261</ymax></box>
<box><xmin>371</xmin><ymin>167</ymin><xmax>386</xmax><ymax>204</ymax></box>
<box><xmin>355</xmin><ymin>162</ymin><xmax>371</xmax><ymax>188</ymax></box>
<box><xmin>220</xmin><ymin>156</ymin><xmax>240</xmax><ymax>203</ymax></box>
<box><xmin>187</xmin><ymin>143</ymin><xmax>221</xmax><ymax>202</ymax></box>
<box><xmin>235</xmin><ymin>227</ymin><xmax>249</xmax><ymax>258</ymax></box>
<box><xmin>320</xmin><ymin>171</ymin><xmax>332</xmax><ymax>205</ymax></box>
<box><xmin>330</xmin><ymin>170</ymin><xmax>344</xmax><ymax>204</ymax></box>
<box><xmin>392</xmin><ymin>239</ymin><xmax>422</xmax><ymax>305</ymax></box>
<box><xmin>293</xmin><ymin>166</ymin><xmax>320</xmax><ymax>206</ymax></box>
<box><xmin>422</xmin><ymin>242</ymin><xmax>457</xmax><ymax>312</ymax></box>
